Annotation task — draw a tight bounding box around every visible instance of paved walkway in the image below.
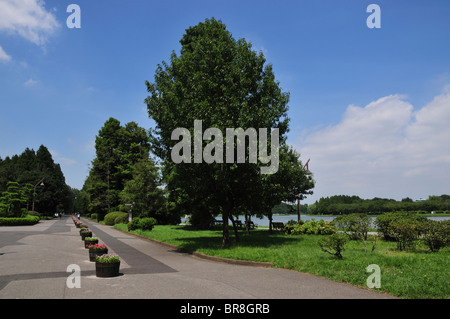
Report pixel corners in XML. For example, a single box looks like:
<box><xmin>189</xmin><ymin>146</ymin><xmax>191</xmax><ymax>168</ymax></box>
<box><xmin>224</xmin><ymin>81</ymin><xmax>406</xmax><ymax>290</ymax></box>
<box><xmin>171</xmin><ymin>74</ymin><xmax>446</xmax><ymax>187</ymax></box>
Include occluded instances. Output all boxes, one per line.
<box><xmin>0</xmin><ymin>216</ymin><xmax>395</xmax><ymax>299</ymax></box>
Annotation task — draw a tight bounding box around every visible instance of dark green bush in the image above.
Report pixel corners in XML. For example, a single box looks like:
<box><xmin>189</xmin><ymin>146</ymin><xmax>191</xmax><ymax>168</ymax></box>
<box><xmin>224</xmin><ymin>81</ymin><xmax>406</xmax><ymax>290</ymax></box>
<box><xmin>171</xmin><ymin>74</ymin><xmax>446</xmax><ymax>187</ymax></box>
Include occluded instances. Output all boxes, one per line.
<box><xmin>139</xmin><ymin>217</ymin><xmax>157</xmax><ymax>231</ymax></box>
<box><xmin>389</xmin><ymin>217</ymin><xmax>423</xmax><ymax>251</ymax></box>
<box><xmin>0</xmin><ymin>215</ymin><xmax>40</xmax><ymax>226</ymax></box>
<box><xmin>127</xmin><ymin>217</ymin><xmax>157</xmax><ymax>231</ymax></box>
<box><xmin>422</xmin><ymin>220</ymin><xmax>450</xmax><ymax>252</ymax></box>
<box><xmin>127</xmin><ymin>217</ymin><xmax>141</xmax><ymax>231</ymax></box>
<box><xmin>114</xmin><ymin>213</ymin><xmax>129</xmax><ymax>225</ymax></box>
<box><xmin>104</xmin><ymin>211</ymin><xmax>128</xmax><ymax>226</ymax></box>
<box><xmin>287</xmin><ymin>219</ymin><xmax>336</xmax><ymax>235</ymax></box>
<box><xmin>375</xmin><ymin>212</ymin><xmax>427</xmax><ymax>241</ymax></box>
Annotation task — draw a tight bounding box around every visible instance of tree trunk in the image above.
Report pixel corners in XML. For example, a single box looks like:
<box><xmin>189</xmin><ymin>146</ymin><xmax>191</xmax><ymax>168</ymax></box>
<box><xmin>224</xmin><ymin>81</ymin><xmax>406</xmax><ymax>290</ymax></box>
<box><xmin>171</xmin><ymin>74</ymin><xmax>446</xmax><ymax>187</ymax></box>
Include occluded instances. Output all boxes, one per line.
<box><xmin>268</xmin><ymin>213</ymin><xmax>273</xmax><ymax>233</ymax></box>
<box><xmin>245</xmin><ymin>214</ymin><xmax>250</xmax><ymax>235</ymax></box>
<box><xmin>222</xmin><ymin>207</ymin><xmax>230</xmax><ymax>247</ymax></box>
<box><xmin>229</xmin><ymin>215</ymin><xmax>240</xmax><ymax>242</ymax></box>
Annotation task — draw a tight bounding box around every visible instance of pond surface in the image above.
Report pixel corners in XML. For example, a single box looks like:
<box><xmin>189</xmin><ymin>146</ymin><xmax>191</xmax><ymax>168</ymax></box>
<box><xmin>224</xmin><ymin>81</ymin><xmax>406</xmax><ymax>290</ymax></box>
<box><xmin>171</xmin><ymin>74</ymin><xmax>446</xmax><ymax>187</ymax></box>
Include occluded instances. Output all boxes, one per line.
<box><xmin>234</xmin><ymin>214</ymin><xmax>450</xmax><ymax>227</ymax></box>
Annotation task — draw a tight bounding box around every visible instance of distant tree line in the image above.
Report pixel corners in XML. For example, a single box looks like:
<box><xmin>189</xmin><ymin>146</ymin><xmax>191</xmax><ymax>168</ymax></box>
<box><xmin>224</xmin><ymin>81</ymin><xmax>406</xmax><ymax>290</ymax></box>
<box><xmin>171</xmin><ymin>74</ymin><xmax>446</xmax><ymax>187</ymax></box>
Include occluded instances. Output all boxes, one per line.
<box><xmin>0</xmin><ymin>145</ymin><xmax>73</xmax><ymax>217</ymax></box>
<box><xmin>308</xmin><ymin>195</ymin><xmax>450</xmax><ymax>215</ymax></box>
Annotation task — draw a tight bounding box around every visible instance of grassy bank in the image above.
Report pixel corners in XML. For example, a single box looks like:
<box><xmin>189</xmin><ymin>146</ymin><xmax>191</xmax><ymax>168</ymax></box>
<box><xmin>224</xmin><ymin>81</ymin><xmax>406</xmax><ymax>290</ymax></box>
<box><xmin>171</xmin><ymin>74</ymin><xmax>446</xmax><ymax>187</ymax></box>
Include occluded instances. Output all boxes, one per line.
<box><xmin>114</xmin><ymin>224</ymin><xmax>449</xmax><ymax>299</ymax></box>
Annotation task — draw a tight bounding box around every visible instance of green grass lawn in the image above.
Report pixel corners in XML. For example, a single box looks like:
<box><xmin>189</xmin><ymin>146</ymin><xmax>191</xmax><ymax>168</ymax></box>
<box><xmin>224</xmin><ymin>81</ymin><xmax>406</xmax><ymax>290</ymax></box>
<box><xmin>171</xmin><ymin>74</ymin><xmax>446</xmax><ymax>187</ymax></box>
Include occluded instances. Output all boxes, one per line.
<box><xmin>115</xmin><ymin>224</ymin><xmax>449</xmax><ymax>299</ymax></box>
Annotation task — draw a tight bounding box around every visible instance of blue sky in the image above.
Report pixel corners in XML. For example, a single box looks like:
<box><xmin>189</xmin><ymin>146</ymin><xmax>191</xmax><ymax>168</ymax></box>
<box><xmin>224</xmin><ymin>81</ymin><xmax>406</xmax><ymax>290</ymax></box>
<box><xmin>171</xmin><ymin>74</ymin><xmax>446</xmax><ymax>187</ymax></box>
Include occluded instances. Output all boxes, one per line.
<box><xmin>0</xmin><ymin>0</ymin><xmax>449</xmax><ymax>204</ymax></box>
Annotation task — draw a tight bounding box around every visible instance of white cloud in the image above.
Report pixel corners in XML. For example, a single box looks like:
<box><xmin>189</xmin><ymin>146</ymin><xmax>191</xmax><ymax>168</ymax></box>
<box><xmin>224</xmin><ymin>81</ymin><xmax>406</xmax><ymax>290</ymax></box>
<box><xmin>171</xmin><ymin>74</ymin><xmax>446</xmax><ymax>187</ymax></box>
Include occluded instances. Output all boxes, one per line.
<box><xmin>0</xmin><ymin>45</ymin><xmax>12</xmax><ymax>62</ymax></box>
<box><xmin>24</xmin><ymin>77</ymin><xmax>38</xmax><ymax>86</ymax></box>
<box><xmin>298</xmin><ymin>90</ymin><xmax>450</xmax><ymax>202</ymax></box>
<box><xmin>0</xmin><ymin>0</ymin><xmax>60</xmax><ymax>46</ymax></box>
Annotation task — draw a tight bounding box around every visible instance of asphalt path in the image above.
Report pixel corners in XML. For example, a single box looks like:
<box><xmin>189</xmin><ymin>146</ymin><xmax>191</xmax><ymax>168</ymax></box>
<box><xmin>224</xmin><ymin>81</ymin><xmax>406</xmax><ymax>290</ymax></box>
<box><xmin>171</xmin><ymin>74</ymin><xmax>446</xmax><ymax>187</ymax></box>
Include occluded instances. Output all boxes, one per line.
<box><xmin>0</xmin><ymin>216</ymin><xmax>395</xmax><ymax>300</ymax></box>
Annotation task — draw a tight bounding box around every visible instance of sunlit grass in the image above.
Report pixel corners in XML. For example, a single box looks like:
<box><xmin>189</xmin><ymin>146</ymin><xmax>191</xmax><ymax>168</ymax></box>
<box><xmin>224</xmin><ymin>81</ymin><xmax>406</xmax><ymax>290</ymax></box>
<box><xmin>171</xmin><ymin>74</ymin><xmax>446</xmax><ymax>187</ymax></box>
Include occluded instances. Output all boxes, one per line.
<box><xmin>115</xmin><ymin>224</ymin><xmax>449</xmax><ymax>299</ymax></box>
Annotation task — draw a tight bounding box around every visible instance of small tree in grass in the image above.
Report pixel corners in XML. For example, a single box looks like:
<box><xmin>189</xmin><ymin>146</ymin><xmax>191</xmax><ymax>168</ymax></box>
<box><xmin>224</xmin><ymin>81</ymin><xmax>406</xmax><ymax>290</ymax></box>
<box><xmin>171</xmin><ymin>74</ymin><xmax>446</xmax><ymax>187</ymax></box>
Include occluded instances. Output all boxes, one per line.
<box><xmin>318</xmin><ymin>233</ymin><xmax>348</xmax><ymax>259</ymax></box>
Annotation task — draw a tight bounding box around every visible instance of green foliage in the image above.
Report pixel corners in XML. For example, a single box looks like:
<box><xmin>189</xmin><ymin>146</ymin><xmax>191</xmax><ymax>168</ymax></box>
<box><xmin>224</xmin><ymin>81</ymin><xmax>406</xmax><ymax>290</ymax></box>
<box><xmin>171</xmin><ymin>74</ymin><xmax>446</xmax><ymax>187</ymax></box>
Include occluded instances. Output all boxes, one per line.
<box><xmin>285</xmin><ymin>219</ymin><xmax>336</xmax><ymax>235</ymax></box>
<box><xmin>422</xmin><ymin>220</ymin><xmax>450</xmax><ymax>252</ymax></box>
<box><xmin>127</xmin><ymin>217</ymin><xmax>141</xmax><ymax>231</ymax></box>
<box><xmin>0</xmin><ymin>145</ymin><xmax>72</xmax><ymax>217</ymax></box>
<box><xmin>95</xmin><ymin>254</ymin><xmax>120</xmax><ymax>264</ymax></box>
<box><xmin>389</xmin><ymin>217</ymin><xmax>423</xmax><ymax>251</ymax></box>
<box><xmin>114</xmin><ymin>213</ymin><xmax>129</xmax><ymax>225</ymax></box>
<box><xmin>0</xmin><ymin>181</ymin><xmax>31</xmax><ymax>217</ymax></box>
<box><xmin>0</xmin><ymin>215</ymin><xmax>40</xmax><ymax>226</ymax></box>
<box><xmin>104</xmin><ymin>211</ymin><xmax>128</xmax><ymax>226</ymax></box>
<box><xmin>119</xmin><ymin>158</ymin><xmax>171</xmax><ymax>223</ymax></box>
<box><xmin>334</xmin><ymin>213</ymin><xmax>371</xmax><ymax>240</ymax></box>
<box><xmin>139</xmin><ymin>217</ymin><xmax>157</xmax><ymax>231</ymax></box>
<box><xmin>375</xmin><ymin>212</ymin><xmax>432</xmax><ymax>251</ymax></box>
<box><xmin>127</xmin><ymin>217</ymin><xmax>157</xmax><ymax>231</ymax></box>
<box><xmin>83</xmin><ymin>118</ymin><xmax>151</xmax><ymax>219</ymax></box>
<box><xmin>145</xmin><ymin>18</ymin><xmax>314</xmax><ymax>245</ymax></box>
<box><xmin>375</xmin><ymin>212</ymin><xmax>426</xmax><ymax>242</ymax></box>
<box><xmin>317</xmin><ymin>233</ymin><xmax>349</xmax><ymax>259</ymax></box>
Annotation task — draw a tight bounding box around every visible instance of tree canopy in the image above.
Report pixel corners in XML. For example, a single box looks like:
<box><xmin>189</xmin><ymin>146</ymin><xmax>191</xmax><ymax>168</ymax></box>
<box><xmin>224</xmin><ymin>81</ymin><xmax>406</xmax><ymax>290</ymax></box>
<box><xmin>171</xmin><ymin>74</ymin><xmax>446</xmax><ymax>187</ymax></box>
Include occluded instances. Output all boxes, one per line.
<box><xmin>82</xmin><ymin>117</ymin><xmax>169</xmax><ymax>221</ymax></box>
<box><xmin>145</xmin><ymin>18</ymin><xmax>314</xmax><ymax>245</ymax></box>
<box><xmin>0</xmin><ymin>145</ymin><xmax>71</xmax><ymax>217</ymax></box>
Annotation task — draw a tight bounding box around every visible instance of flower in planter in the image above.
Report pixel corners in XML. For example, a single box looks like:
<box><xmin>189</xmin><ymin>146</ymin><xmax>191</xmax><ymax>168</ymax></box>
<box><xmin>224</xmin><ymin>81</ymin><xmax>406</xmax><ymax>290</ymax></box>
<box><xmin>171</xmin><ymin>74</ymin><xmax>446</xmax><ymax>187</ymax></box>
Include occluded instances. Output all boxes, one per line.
<box><xmin>95</xmin><ymin>254</ymin><xmax>120</xmax><ymax>277</ymax></box>
<box><xmin>80</xmin><ymin>230</ymin><xmax>92</xmax><ymax>238</ymax></box>
<box><xmin>88</xmin><ymin>243</ymin><xmax>109</xmax><ymax>262</ymax></box>
<box><xmin>88</xmin><ymin>243</ymin><xmax>108</xmax><ymax>251</ymax></box>
<box><xmin>96</xmin><ymin>254</ymin><xmax>120</xmax><ymax>264</ymax></box>
<box><xmin>84</xmin><ymin>237</ymin><xmax>98</xmax><ymax>242</ymax></box>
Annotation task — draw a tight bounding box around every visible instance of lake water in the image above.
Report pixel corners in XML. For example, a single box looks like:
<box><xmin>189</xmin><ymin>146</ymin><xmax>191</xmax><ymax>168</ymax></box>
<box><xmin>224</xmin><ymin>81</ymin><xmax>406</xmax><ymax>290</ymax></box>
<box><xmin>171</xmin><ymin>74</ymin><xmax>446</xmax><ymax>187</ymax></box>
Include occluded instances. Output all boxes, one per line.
<box><xmin>233</xmin><ymin>214</ymin><xmax>450</xmax><ymax>227</ymax></box>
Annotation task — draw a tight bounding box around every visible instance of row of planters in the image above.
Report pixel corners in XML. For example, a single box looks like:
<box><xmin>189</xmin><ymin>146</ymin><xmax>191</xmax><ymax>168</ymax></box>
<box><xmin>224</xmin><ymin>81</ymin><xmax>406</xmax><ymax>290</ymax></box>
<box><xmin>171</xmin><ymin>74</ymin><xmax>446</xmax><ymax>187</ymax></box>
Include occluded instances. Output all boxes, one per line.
<box><xmin>72</xmin><ymin>215</ymin><xmax>121</xmax><ymax>277</ymax></box>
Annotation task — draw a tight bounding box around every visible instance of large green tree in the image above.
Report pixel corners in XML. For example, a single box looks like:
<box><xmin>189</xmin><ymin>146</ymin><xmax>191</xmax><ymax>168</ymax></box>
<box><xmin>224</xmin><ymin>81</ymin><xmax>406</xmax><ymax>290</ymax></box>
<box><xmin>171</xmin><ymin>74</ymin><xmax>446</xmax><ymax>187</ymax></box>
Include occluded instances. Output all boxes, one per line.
<box><xmin>83</xmin><ymin>118</ymin><xmax>151</xmax><ymax>219</ymax></box>
<box><xmin>120</xmin><ymin>158</ymin><xmax>169</xmax><ymax>223</ymax></box>
<box><xmin>145</xmin><ymin>18</ymin><xmax>314</xmax><ymax>245</ymax></box>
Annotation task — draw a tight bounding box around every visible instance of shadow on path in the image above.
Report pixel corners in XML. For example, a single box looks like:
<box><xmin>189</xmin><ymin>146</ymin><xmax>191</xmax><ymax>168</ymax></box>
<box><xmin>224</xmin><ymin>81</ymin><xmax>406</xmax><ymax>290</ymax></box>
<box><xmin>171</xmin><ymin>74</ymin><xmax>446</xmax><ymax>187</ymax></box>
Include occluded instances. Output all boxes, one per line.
<box><xmin>84</xmin><ymin>221</ymin><xmax>177</xmax><ymax>275</ymax></box>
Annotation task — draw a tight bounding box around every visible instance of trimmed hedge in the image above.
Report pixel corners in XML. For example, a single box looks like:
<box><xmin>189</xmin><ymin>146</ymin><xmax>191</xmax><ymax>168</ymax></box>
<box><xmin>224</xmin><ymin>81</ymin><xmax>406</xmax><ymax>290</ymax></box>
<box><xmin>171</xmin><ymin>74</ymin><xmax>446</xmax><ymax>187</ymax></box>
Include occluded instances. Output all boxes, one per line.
<box><xmin>104</xmin><ymin>211</ymin><xmax>128</xmax><ymax>226</ymax></box>
<box><xmin>0</xmin><ymin>215</ymin><xmax>40</xmax><ymax>226</ymax></box>
<box><xmin>127</xmin><ymin>217</ymin><xmax>157</xmax><ymax>231</ymax></box>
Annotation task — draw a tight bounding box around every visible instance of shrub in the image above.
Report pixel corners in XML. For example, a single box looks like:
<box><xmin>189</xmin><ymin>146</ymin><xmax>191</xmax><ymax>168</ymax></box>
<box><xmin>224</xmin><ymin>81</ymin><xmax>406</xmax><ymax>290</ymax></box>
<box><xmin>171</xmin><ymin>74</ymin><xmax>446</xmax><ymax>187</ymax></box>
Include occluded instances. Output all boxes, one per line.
<box><xmin>318</xmin><ymin>233</ymin><xmax>348</xmax><ymax>259</ymax></box>
<box><xmin>0</xmin><ymin>215</ymin><xmax>40</xmax><ymax>226</ymax></box>
<box><xmin>90</xmin><ymin>213</ymin><xmax>98</xmax><ymax>221</ymax></box>
<box><xmin>104</xmin><ymin>211</ymin><xmax>128</xmax><ymax>226</ymax></box>
<box><xmin>127</xmin><ymin>217</ymin><xmax>157</xmax><ymax>231</ymax></box>
<box><xmin>422</xmin><ymin>220</ymin><xmax>450</xmax><ymax>252</ymax></box>
<box><xmin>127</xmin><ymin>217</ymin><xmax>141</xmax><ymax>231</ymax></box>
<box><xmin>334</xmin><ymin>214</ymin><xmax>371</xmax><ymax>240</ymax></box>
<box><xmin>389</xmin><ymin>217</ymin><xmax>424</xmax><ymax>251</ymax></box>
<box><xmin>287</xmin><ymin>219</ymin><xmax>336</xmax><ymax>235</ymax></box>
<box><xmin>114</xmin><ymin>213</ymin><xmax>129</xmax><ymax>225</ymax></box>
<box><xmin>375</xmin><ymin>212</ymin><xmax>427</xmax><ymax>241</ymax></box>
<box><xmin>139</xmin><ymin>217</ymin><xmax>157</xmax><ymax>231</ymax></box>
